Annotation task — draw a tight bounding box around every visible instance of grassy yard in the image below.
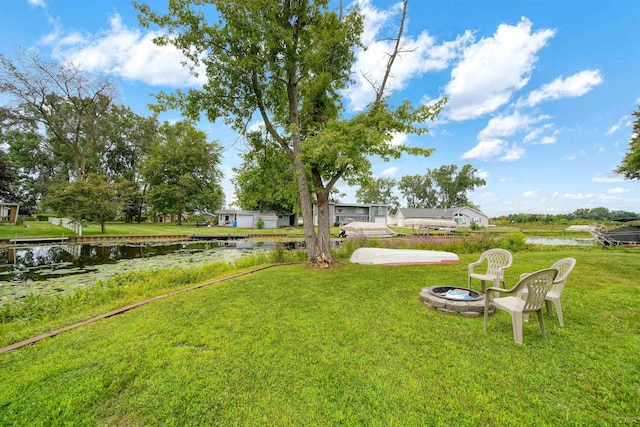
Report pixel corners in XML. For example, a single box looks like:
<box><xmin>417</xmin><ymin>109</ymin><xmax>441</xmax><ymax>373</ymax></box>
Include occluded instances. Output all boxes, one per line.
<box><xmin>0</xmin><ymin>221</ymin><xmax>307</xmax><ymax>240</ymax></box>
<box><xmin>0</xmin><ymin>248</ymin><xmax>638</xmax><ymax>425</ymax></box>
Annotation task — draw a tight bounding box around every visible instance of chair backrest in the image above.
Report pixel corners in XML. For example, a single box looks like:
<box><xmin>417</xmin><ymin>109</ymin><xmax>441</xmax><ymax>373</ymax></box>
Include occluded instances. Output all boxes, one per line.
<box><xmin>481</xmin><ymin>249</ymin><xmax>513</xmax><ymax>277</ymax></box>
<box><xmin>519</xmin><ymin>268</ymin><xmax>559</xmax><ymax>312</ymax></box>
<box><xmin>549</xmin><ymin>257</ymin><xmax>576</xmax><ymax>294</ymax></box>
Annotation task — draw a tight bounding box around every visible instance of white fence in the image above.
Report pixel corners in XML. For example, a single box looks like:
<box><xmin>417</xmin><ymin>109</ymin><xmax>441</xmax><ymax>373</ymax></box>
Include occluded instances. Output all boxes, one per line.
<box><xmin>48</xmin><ymin>217</ymin><xmax>83</xmax><ymax>236</ymax></box>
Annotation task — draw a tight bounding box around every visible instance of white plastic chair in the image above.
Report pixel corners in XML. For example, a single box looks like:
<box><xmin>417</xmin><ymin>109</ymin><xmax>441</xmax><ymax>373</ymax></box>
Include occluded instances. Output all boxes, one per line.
<box><xmin>484</xmin><ymin>268</ymin><xmax>558</xmax><ymax>344</ymax></box>
<box><xmin>518</xmin><ymin>258</ymin><xmax>576</xmax><ymax>326</ymax></box>
<box><xmin>468</xmin><ymin>249</ymin><xmax>513</xmax><ymax>291</ymax></box>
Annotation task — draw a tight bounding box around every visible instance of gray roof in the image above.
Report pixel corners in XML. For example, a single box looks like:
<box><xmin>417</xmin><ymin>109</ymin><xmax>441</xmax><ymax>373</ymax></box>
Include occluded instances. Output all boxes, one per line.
<box><xmin>399</xmin><ymin>207</ymin><xmax>460</xmax><ymax>219</ymax></box>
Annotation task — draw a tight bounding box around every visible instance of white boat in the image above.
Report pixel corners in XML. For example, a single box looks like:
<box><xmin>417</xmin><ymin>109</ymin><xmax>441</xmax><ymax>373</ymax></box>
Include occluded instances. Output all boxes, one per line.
<box><xmin>349</xmin><ymin>248</ymin><xmax>459</xmax><ymax>265</ymax></box>
<box><xmin>339</xmin><ymin>221</ymin><xmax>396</xmax><ymax>238</ymax></box>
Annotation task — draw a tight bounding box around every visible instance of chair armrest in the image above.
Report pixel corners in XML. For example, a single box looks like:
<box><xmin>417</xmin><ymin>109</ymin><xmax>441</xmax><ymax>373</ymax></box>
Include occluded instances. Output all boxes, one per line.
<box><xmin>485</xmin><ymin>284</ymin><xmax>518</xmax><ymax>296</ymax></box>
<box><xmin>468</xmin><ymin>260</ymin><xmax>482</xmax><ymax>274</ymax></box>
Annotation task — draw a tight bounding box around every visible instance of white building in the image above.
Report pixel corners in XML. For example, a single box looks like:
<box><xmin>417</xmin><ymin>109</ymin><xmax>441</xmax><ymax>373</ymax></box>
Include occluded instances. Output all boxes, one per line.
<box><xmin>396</xmin><ymin>206</ymin><xmax>489</xmax><ymax>228</ymax></box>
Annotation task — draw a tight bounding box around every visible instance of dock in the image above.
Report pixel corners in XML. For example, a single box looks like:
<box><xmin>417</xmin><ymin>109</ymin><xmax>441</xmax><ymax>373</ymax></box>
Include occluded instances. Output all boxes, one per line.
<box><xmin>8</xmin><ymin>237</ymin><xmax>69</xmax><ymax>244</ymax></box>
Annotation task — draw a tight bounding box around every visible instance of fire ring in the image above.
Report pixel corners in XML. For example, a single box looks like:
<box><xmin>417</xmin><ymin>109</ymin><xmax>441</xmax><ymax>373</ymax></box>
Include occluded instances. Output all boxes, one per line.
<box><xmin>420</xmin><ymin>286</ymin><xmax>495</xmax><ymax>318</ymax></box>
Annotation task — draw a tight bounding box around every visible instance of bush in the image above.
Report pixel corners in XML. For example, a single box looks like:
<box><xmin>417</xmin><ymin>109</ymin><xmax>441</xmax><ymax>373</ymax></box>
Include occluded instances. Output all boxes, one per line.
<box><xmin>256</xmin><ymin>219</ymin><xmax>265</xmax><ymax>229</ymax></box>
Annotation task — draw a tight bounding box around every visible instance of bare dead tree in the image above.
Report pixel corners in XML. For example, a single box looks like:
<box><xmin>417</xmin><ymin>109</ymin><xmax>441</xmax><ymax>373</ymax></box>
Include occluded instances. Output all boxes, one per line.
<box><xmin>0</xmin><ymin>50</ymin><xmax>118</xmax><ymax>181</ymax></box>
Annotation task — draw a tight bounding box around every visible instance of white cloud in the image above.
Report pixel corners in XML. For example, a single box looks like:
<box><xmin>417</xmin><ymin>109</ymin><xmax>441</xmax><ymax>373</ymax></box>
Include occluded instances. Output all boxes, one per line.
<box><xmin>461</xmin><ymin>139</ymin><xmax>525</xmax><ymax>162</ymax></box>
<box><xmin>478</xmin><ymin>111</ymin><xmax>549</xmax><ymax>140</ymax></box>
<box><xmin>522</xmin><ymin>189</ymin><xmax>539</xmax><ymax>198</ymax></box>
<box><xmin>500</xmin><ymin>144</ymin><xmax>526</xmax><ymax>161</ymax></box>
<box><xmin>564</xmin><ymin>193</ymin><xmax>596</xmax><ymax>200</ymax></box>
<box><xmin>381</xmin><ymin>166</ymin><xmax>397</xmax><ymax>176</ymax></box>
<box><xmin>592</xmin><ymin>175</ymin><xmax>626</xmax><ymax>183</ymax></box>
<box><xmin>608</xmin><ymin>187</ymin><xmax>629</xmax><ymax>194</ymax></box>
<box><xmin>606</xmin><ymin>115</ymin><xmax>633</xmax><ymax>135</ymax></box>
<box><xmin>461</xmin><ymin>138</ymin><xmax>506</xmax><ymax>161</ymax></box>
<box><xmin>606</xmin><ymin>123</ymin><xmax>621</xmax><ymax>136</ymax></box>
<box><xmin>539</xmin><ymin>135</ymin><xmax>557</xmax><ymax>145</ymax></box>
<box><xmin>43</xmin><ymin>13</ymin><xmax>203</xmax><ymax>87</ymax></box>
<box><xmin>28</xmin><ymin>0</ymin><xmax>46</xmax><ymax>6</ymax></box>
<box><xmin>477</xmin><ymin>170</ymin><xmax>490</xmax><ymax>179</ymax></box>
<box><xmin>389</xmin><ymin>132</ymin><xmax>408</xmax><ymax>147</ymax></box>
<box><xmin>519</xmin><ymin>69</ymin><xmax>603</xmax><ymax>107</ymax></box>
<box><xmin>445</xmin><ymin>17</ymin><xmax>555</xmax><ymax>121</ymax></box>
<box><xmin>247</xmin><ymin>121</ymin><xmax>265</xmax><ymax>133</ymax></box>
<box><xmin>345</xmin><ymin>0</ymin><xmax>472</xmax><ymax>110</ymax></box>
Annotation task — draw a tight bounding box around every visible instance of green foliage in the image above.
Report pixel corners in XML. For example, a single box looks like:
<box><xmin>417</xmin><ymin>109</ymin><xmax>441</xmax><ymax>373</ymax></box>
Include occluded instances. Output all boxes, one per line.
<box><xmin>501</xmin><ymin>207</ymin><xmax>640</xmax><ymax>223</ymax></box>
<box><xmin>0</xmin><ymin>150</ymin><xmax>17</xmax><ymax>202</ymax></box>
<box><xmin>398</xmin><ymin>164</ymin><xmax>486</xmax><ymax>209</ymax></box>
<box><xmin>142</xmin><ymin>121</ymin><xmax>225</xmax><ymax>224</ymax></box>
<box><xmin>256</xmin><ymin>218</ymin><xmax>264</xmax><ymax>229</ymax></box>
<box><xmin>355</xmin><ymin>176</ymin><xmax>399</xmax><ymax>213</ymax></box>
<box><xmin>134</xmin><ymin>0</ymin><xmax>445</xmax><ymax>263</ymax></box>
<box><xmin>43</xmin><ymin>173</ymin><xmax>118</xmax><ymax>233</ymax></box>
<box><xmin>233</xmin><ymin>131</ymin><xmax>299</xmax><ymax>213</ymax></box>
<box><xmin>615</xmin><ymin>105</ymin><xmax>640</xmax><ymax>180</ymax></box>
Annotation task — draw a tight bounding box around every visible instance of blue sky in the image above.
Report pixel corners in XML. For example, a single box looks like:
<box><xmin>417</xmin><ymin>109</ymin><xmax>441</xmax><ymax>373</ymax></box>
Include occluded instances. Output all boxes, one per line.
<box><xmin>1</xmin><ymin>0</ymin><xmax>639</xmax><ymax>217</ymax></box>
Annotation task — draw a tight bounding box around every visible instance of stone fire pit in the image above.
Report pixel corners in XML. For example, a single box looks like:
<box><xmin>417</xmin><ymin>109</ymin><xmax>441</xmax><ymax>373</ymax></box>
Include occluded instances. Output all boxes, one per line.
<box><xmin>420</xmin><ymin>286</ymin><xmax>495</xmax><ymax>318</ymax></box>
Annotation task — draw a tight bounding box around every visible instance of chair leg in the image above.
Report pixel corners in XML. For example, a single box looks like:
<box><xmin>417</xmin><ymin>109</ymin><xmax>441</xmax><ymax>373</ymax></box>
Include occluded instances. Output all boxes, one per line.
<box><xmin>537</xmin><ymin>310</ymin><xmax>547</xmax><ymax>339</ymax></box>
<box><xmin>484</xmin><ymin>299</ymin><xmax>490</xmax><ymax>330</ymax></box>
<box><xmin>545</xmin><ymin>299</ymin><xmax>553</xmax><ymax>315</ymax></box>
<box><xmin>511</xmin><ymin>313</ymin><xmax>523</xmax><ymax>344</ymax></box>
<box><xmin>554</xmin><ymin>300</ymin><xmax>564</xmax><ymax>327</ymax></box>
<box><xmin>546</xmin><ymin>298</ymin><xmax>564</xmax><ymax>326</ymax></box>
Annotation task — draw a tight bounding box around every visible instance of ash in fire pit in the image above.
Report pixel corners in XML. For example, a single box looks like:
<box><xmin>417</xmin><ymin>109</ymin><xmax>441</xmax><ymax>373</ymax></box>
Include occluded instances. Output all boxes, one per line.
<box><xmin>429</xmin><ymin>286</ymin><xmax>483</xmax><ymax>301</ymax></box>
<box><xmin>420</xmin><ymin>286</ymin><xmax>494</xmax><ymax>317</ymax></box>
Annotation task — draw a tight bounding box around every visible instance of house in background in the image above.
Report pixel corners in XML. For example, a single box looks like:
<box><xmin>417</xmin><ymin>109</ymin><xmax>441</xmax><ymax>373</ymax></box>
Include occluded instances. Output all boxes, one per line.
<box><xmin>313</xmin><ymin>203</ymin><xmax>388</xmax><ymax>226</ymax></box>
<box><xmin>396</xmin><ymin>206</ymin><xmax>489</xmax><ymax>228</ymax></box>
<box><xmin>214</xmin><ymin>209</ymin><xmax>294</xmax><ymax>229</ymax></box>
<box><xmin>0</xmin><ymin>202</ymin><xmax>19</xmax><ymax>224</ymax></box>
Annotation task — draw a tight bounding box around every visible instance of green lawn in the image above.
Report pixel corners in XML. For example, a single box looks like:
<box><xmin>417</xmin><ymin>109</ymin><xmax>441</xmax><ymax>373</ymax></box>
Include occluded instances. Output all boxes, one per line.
<box><xmin>1</xmin><ymin>249</ymin><xmax>638</xmax><ymax>425</ymax></box>
<box><xmin>0</xmin><ymin>221</ymin><xmax>307</xmax><ymax>240</ymax></box>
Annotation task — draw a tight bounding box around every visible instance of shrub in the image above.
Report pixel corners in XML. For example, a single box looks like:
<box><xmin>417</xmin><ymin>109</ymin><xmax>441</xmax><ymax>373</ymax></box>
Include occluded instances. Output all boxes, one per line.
<box><xmin>256</xmin><ymin>219</ymin><xmax>265</xmax><ymax>229</ymax></box>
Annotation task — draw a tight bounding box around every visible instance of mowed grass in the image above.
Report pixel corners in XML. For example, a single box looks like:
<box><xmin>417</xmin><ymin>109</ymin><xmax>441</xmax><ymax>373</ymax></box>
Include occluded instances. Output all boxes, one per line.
<box><xmin>1</xmin><ymin>249</ymin><xmax>639</xmax><ymax>425</ymax></box>
<box><xmin>0</xmin><ymin>221</ymin><xmax>307</xmax><ymax>239</ymax></box>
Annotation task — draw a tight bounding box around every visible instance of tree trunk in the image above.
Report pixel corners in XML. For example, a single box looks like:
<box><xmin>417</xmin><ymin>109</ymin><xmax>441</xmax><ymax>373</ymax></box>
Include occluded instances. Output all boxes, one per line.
<box><xmin>100</xmin><ymin>220</ymin><xmax>106</xmax><ymax>234</ymax></box>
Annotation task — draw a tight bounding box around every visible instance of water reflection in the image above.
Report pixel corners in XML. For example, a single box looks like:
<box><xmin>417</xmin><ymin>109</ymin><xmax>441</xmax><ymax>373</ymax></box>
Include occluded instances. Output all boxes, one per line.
<box><xmin>525</xmin><ymin>237</ymin><xmax>594</xmax><ymax>246</ymax></box>
<box><xmin>0</xmin><ymin>241</ymin><xmax>292</xmax><ymax>282</ymax></box>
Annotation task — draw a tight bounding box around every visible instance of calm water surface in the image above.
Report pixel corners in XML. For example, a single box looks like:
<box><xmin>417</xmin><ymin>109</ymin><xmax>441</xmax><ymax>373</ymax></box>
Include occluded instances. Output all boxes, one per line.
<box><xmin>0</xmin><ymin>241</ymin><xmax>283</xmax><ymax>303</ymax></box>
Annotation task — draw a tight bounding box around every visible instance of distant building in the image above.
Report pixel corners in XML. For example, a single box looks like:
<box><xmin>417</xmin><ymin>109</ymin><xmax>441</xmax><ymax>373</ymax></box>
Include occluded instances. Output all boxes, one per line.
<box><xmin>313</xmin><ymin>203</ymin><xmax>388</xmax><ymax>226</ymax></box>
<box><xmin>214</xmin><ymin>209</ymin><xmax>294</xmax><ymax>229</ymax></box>
<box><xmin>396</xmin><ymin>206</ymin><xmax>489</xmax><ymax>228</ymax></box>
<box><xmin>0</xmin><ymin>202</ymin><xmax>19</xmax><ymax>224</ymax></box>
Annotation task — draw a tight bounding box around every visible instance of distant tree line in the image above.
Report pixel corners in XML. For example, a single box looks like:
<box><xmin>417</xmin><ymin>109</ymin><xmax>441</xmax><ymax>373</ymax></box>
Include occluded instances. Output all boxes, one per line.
<box><xmin>0</xmin><ymin>51</ymin><xmax>225</xmax><ymax>232</ymax></box>
<box><xmin>493</xmin><ymin>208</ymin><xmax>640</xmax><ymax>225</ymax></box>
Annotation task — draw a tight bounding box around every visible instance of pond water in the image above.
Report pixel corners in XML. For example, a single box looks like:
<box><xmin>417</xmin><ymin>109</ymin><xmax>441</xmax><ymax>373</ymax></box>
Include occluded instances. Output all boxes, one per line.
<box><xmin>525</xmin><ymin>237</ymin><xmax>595</xmax><ymax>246</ymax></box>
<box><xmin>0</xmin><ymin>241</ymin><xmax>286</xmax><ymax>304</ymax></box>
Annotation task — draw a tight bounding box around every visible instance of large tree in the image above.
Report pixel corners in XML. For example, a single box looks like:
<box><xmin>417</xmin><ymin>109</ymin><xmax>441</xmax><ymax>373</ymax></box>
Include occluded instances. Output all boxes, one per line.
<box><xmin>233</xmin><ymin>130</ymin><xmax>300</xmax><ymax>215</ymax></box>
<box><xmin>399</xmin><ymin>164</ymin><xmax>485</xmax><ymax>209</ymax></box>
<box><xmin>356</xmin><ymin>176</ymin><xmax>399</xmax><ymax>214</ymax></box>
<box><xmin>615</xmin><ymin>106</ymin><xmax>640</xmax><ymax>180</ymax></box>
<box><xmin>0</xmin><ymin>50</ymin><xmax>118</xmax><ymax>181</ymax></box>
<box><xmin>0</xmin><ymin>150</ymin><xmax>17</xmax><ymax>202</ymax></box>
<box><xmin>136</xmin><ymin>0</ymin><xmax>444</xmax><ymax>265</ymax></box>
<box><xmin>398</xmin><ymin>174</ymin><xmax>437</xmax><ymax>208</ymax></box>
<box><xmin>43</xmin><ymin>174</ymin><xmax>118</xmax><ymax>233</ymax></box>
<box><xmin>142</xmin><ymin>121</ymin><xmax>225</xmax><ymax>225</ymax></box>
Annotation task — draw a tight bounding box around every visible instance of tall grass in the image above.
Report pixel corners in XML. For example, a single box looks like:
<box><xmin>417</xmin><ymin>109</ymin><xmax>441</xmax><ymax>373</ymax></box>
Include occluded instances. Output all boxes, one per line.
<box><xmin>333</xmin><ymin>231</ymin><xmax>529</xmax><ymax>258</ymax></box>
